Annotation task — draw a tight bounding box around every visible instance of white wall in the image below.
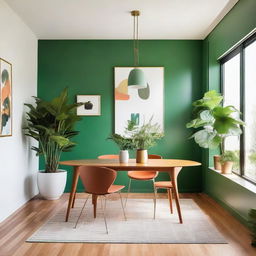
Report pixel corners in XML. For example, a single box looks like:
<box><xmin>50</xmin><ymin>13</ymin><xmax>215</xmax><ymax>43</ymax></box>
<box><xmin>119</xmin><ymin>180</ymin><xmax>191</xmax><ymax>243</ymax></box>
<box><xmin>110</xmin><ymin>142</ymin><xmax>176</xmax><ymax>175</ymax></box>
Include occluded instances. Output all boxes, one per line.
<box><xmin>0</xmin><ymin>0</ymin><xmax>38</xmax><ymax>222</ymax></box>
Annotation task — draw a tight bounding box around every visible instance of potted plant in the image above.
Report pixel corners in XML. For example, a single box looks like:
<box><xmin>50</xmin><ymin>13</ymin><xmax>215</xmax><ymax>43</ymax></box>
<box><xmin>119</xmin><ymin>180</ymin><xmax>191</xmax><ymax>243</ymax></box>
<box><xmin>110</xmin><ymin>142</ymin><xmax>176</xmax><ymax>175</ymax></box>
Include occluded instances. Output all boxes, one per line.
<box><xmin>24</xmin><ymin>88</ymin><xmax>82</xmax><ymax>200</ymax></box>
<box><xmin>127</xmin><ymin>119</ymin><xmax>164</xmax><ymax>163</ymax></box>
<box><xmin>249</xmin><ymin>208</ymin><xmax>256</xmax><ymax>247</ymax></box>
<box><xmin>108</xmin><ymin>134</ymin><xmax>134</xmax><ymax>163</ymax></box>
<box><xmin>186</xmin><ymin>90</ymin><xmax>245</xmax><ymax>173</ymax></box>
<box><xmin>219</xmin><ymin>151</ymin><xmax>239</xmax><ymax>174</ymax></box>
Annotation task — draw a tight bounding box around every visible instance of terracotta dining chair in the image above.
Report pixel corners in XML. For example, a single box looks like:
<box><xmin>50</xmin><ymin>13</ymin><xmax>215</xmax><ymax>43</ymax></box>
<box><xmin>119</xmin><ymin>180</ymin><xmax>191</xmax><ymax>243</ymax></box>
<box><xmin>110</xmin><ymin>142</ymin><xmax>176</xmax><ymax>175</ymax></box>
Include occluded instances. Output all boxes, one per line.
<box><xmin>126</xmin><ymin>154</ymin><xmax>162</xmax><ymax>217</ymax></box>
<box><xmin>74</xmin><ymin>166</ymin><xmax>126</xmax><ymax>234</ymax></box>
<box><xmin>98</xmin><ymin>155</ymin><xmax>119</xmax><ymax>159</ymax></box>
<box><xmin>153</xmin><ymin>181</ymin><xmax>173</xmax><ymax>219</ymax></box>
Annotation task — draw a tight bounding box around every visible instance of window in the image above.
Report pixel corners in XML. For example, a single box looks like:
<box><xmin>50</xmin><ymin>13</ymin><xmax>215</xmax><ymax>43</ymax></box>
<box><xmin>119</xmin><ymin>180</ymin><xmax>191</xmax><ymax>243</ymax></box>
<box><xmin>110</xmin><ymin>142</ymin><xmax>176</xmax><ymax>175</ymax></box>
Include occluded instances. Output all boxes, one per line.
<box><xmin>220</xmin><ymin>33</ymin><xmax>256</xmax><ymax>183</ymax></box>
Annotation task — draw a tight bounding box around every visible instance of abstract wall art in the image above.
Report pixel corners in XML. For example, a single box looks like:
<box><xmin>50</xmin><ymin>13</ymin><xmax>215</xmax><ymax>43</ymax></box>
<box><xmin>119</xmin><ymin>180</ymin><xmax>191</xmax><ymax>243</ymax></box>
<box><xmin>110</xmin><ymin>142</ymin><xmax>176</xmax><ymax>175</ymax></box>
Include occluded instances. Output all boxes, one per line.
<box><xmin>77</xmin><ymin>95</ymin><xmax>101</xmax><ymax>116</ymax></box>
<box><xmin>114</xmin><ymin>67</ymin><xmax>164</xmax><ymax>134</ymax></box>
<box><xmin>0</xmin><ymin>58</ymin><xmax>12</xmax><ymax>137</ymax></box>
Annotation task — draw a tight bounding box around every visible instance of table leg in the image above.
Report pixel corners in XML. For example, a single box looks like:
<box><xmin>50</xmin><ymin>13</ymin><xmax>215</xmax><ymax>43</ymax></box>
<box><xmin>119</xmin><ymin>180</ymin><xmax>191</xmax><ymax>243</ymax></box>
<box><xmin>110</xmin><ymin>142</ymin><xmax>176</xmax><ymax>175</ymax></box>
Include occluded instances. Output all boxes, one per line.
<box><xmin>169</xmin><ymin>167</ymin><xmax>183</xmax><ymax>224</ymax></box>
<box><xmin>92</xmin><ymin>194</ymin><xmax>98</xmax><ymax>218</ymax></box>
<box><xmin>65</xmin><ymin>166</ymin><xmax>80</xmax><ymax>222</ymax></box>
<box><xmin>71</xmin><ymin>192</ymin><xmax>76</xmax><ymax>208</ymax></box>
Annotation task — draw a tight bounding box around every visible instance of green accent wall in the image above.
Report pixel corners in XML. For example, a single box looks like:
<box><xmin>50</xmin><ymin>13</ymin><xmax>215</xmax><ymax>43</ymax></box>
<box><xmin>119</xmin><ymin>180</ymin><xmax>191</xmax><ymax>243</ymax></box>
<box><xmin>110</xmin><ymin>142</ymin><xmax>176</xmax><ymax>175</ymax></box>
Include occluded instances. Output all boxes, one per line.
<box><xmin>38</xmin><ymin>40</ymin><xmax>203</xmax><ymax>193</ymax></box>
<box><xmin>203</xmin><ymin>0</ymin><xmax>256</xmax><ymax>225</ymax></box>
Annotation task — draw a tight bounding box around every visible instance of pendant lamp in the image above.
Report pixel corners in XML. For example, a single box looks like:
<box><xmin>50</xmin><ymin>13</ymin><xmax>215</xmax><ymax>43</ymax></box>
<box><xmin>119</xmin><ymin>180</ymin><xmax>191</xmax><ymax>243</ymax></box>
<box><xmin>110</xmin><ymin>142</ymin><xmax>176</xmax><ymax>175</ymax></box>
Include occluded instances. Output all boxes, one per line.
<box><xmin>128</xmin><ymin>10</ymin><xmax>147</xmax><ymax>89</ymax></box>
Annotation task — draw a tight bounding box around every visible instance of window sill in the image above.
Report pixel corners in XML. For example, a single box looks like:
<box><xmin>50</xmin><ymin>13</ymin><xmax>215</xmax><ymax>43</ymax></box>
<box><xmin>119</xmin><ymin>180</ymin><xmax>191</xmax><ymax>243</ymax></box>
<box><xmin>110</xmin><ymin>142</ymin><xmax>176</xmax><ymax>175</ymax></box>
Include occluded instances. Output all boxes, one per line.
<box><xmin>209</xmin><ymin>167</ymin><xmax>256</xmax><ymax>194</ymax></box>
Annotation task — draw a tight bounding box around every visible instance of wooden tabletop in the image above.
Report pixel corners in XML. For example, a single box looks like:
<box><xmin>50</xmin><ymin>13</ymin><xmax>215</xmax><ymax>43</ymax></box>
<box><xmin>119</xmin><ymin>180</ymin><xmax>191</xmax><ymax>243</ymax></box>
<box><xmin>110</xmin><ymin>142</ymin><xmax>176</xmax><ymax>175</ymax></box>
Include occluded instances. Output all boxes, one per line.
<box><xmin>59</xmin><ymin>159</ymin><xmax>201</xmax><ymax>170</ymax></box>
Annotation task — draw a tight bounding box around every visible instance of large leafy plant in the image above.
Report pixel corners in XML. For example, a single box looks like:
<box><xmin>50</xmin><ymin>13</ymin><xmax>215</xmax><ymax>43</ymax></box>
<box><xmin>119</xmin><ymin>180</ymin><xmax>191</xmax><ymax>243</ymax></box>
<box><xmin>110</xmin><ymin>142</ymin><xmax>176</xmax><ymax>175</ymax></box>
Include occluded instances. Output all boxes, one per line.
<box><xmin>24</xmin><ymin>88</ymin><xmax>83</xmax><ymax>173</ymax></box>
<box><xmin>186</xmin><ymin>90</ymin><xmax>245</xmax><ymax>155</ymax></box>
<box><xmin>127</xmin><ymin>119</ymin><xmax>164</xmax><ymax>150</ymax></box>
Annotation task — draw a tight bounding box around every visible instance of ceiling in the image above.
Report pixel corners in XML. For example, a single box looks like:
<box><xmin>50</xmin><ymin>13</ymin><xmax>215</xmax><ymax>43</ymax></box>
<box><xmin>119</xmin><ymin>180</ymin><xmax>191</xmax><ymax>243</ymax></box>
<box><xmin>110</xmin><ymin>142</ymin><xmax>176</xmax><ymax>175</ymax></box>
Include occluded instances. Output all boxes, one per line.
<box><xmin>5</xmin><ymin>0</ymin><xmax>239</xmax><ymax>39</ymax></box>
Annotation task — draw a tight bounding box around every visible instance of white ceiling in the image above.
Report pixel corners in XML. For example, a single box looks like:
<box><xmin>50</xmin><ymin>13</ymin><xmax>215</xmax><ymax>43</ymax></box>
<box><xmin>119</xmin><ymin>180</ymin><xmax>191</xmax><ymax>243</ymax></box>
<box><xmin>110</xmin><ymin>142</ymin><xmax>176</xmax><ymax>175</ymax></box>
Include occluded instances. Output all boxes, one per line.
<box><xmin>5</xmin><ymin>0</ymin><xmax>239</xmax><ymax>39</ymax></box>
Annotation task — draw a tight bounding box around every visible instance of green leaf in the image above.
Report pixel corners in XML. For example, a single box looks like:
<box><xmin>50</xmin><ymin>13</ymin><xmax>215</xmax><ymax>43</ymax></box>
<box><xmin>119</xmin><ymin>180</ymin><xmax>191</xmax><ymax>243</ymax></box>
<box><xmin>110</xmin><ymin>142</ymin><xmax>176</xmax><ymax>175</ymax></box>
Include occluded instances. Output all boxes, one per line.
<box><xmin>50</xmin><ymin>135</ymin><xmax>70</xmax><ymax>147</ymax></box>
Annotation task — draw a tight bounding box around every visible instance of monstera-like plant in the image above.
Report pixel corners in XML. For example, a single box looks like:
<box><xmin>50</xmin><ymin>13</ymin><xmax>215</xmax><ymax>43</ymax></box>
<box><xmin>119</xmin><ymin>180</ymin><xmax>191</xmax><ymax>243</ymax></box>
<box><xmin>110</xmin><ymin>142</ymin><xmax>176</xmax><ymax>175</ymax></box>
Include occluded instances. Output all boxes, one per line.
<box><xmin>186</xmin><ymin>90</ymin><xmax>245</xmax><ymax>173</ymax></box>
<box><xmin>24</xmin><ymin>88</ymin><xmax>83</xmax><ymax>199</ymax></box>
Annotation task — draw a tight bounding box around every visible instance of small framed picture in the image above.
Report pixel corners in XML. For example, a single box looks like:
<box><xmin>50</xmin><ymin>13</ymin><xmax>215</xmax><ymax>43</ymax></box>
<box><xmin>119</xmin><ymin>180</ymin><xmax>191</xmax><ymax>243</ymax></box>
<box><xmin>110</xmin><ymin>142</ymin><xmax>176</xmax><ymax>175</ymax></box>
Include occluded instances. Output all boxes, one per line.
<box><xmin>77</xmin><ymin>95</ymin><xmax>101</xmax><ymax>116</ymax></box>
<box><xmin>0</xmin><ymin>58</ymin><xmax>12</xmax><ymax>137</ymax></box>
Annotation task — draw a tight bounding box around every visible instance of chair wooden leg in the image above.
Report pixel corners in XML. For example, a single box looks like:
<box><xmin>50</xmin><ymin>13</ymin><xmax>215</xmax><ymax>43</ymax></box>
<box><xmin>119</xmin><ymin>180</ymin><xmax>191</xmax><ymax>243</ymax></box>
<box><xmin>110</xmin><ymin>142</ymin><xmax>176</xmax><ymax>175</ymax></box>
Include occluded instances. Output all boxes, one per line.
<box><xmin>92</xmin><ymin>194</ymin><xmax>98</xmax><ymax>218</ymax></box>
<box><xmin>167</xmin><ymin>189</ymin><xmax>173</xmax><ymax>214</ymax></box>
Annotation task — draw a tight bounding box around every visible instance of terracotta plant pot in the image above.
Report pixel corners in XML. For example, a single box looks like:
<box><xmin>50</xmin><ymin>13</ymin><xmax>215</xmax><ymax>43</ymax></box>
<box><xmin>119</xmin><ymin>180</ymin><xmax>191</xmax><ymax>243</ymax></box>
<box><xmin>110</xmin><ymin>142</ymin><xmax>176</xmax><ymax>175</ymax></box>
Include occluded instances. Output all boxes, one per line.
<box><xmin>214</xmin><ymin>155</ymin><xmax>221</xmax><ymax>170</ymax></box>
<box><xmin>136</xmin><ymin>149</ymin><xmax>148</xmax><ymax>163</ymax></box>
<box><xmin>221</xmin><ymin>161</ymin><xmax>233</xmax><ymax>174</ymax></box>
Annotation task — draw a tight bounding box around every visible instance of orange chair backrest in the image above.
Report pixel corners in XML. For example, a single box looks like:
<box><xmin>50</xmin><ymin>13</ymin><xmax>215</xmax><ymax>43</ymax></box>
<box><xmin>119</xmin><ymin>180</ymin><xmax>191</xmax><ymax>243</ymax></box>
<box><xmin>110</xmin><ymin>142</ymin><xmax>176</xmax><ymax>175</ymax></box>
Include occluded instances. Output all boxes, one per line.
<box><xmin>148</xmin><ymin>154</ymin><xmax>162</xmax><ymax>159</ymax></box>
<box><xmin>79</xmin><ymin>166</ymin><xmax>117</xmax><ymax>195</ymax></box>
<box><xmin>98</xmin><ymin>155</ymin><xmax>119</xmax><ymax>159</ymax></box>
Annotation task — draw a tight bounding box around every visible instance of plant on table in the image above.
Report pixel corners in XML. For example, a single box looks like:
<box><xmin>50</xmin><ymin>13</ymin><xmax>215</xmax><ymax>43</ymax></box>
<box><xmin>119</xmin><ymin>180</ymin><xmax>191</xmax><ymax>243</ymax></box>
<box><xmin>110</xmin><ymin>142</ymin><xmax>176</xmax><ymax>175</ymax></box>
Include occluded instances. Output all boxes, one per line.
<box><xmin>108</xmin><ymin>133</ymin><xmax>135</xmax><ymax>163</ymax></box>
<box><xmin>126</xmin><ymin>118</ymin><xmax>164</xmax><ymax>163</ymax></box>
<box><xmin>186</xmin><ymin>90</ymin><xmax>245</xmax><ymax>173</ymax></box>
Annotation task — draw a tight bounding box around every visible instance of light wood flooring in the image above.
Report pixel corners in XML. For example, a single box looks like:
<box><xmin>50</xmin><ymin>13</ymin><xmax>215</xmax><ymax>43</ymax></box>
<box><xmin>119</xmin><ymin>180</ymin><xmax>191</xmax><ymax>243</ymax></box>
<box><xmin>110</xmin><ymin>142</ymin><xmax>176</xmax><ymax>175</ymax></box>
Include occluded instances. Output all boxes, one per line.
<box><xmin>0</xmin><ymin>193</ymin><xmax>255</xmax><ymax>256</ymax></box>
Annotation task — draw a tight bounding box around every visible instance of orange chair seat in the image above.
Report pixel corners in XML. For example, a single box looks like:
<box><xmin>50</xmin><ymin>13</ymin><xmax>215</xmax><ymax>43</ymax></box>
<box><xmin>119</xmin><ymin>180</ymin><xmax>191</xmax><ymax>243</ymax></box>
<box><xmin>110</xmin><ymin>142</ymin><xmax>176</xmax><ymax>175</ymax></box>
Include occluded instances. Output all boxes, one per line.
<box><xmin>154</xmin><ymin>181</ymin><xmax>173</xmax><ymax>188</ymax></box>
<box><xmin>107</xmin><ymin>184</ymin><xmax>125</xmax><ymax>193</ymax></box>
<box><xmin>128</xmin><ymin>171</ymin><xmax>158</xmax><ymax>180</ymax></box>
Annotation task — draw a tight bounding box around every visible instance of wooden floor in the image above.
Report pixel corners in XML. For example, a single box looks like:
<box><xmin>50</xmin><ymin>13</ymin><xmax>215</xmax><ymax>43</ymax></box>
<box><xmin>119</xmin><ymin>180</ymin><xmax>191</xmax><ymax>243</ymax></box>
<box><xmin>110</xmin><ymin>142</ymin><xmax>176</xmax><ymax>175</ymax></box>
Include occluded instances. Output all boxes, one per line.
<box><xmin>0</xmin><ymin>193</ymin><xmax>255</xmax><ymax>256</ymax></box>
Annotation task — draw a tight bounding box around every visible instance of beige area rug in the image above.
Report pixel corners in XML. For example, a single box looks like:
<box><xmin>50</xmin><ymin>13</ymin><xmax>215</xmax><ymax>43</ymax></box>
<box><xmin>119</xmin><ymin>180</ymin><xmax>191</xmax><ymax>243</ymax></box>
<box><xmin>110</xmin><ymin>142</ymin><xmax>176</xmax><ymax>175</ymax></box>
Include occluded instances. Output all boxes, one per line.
<box><xmin>27</xmin><ymin>197</ymin><xmax>226</xmax><ymax>244</ymax></box>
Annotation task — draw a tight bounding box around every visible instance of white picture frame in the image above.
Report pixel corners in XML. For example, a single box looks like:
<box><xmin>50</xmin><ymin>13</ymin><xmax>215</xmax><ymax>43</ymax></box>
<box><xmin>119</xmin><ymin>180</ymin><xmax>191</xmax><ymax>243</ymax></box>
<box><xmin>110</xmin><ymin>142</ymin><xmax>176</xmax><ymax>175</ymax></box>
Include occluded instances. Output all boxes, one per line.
<box><xmin>114</xmin><ymin>67</ymin><xmax>164</xmax><ymax>135</ymax></box>
<box><xmin>77</xmin><ymin>95</ymin><xmax>101</xmax><ymax>116</ymax></box>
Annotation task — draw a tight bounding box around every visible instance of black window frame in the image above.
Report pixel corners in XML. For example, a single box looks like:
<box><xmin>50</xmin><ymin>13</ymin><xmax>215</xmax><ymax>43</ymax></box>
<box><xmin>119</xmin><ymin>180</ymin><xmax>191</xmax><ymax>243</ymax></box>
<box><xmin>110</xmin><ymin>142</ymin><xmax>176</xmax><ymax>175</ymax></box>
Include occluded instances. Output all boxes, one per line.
<box><xmin>220</xmin><ymin>32</ymin><xmax>256</xmax><ymax>185</ymax></box>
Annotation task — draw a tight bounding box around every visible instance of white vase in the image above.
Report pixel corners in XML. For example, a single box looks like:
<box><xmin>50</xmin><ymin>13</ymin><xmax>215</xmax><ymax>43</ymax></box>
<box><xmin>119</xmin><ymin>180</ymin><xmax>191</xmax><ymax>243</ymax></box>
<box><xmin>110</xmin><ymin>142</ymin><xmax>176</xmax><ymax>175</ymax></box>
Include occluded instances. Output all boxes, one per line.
<box><xmin>37</xmin><ymin>170</ymin><xmax>67</xmax><ymax>200</ymax></box>
<box><xmin>119</xmin><ymin>150</ymin><xmax>129</xmax><ymax>163</ymax></box>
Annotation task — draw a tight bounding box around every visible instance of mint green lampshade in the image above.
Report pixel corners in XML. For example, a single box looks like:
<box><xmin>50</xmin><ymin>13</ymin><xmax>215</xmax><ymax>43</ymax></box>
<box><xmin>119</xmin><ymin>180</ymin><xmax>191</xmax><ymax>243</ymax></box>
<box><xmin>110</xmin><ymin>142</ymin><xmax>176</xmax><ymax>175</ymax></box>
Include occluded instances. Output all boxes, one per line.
<box><xmin>128</xmin><ymin>68</ymin><xmax>147</xmax><ymax>89</ymax></box>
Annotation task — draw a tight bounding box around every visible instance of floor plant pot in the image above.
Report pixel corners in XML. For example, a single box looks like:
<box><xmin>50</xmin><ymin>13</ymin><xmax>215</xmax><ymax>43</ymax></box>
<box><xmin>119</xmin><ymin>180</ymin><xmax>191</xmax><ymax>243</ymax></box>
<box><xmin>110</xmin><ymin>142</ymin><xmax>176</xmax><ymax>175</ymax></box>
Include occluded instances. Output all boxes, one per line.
<box><xmin>119</xmin><ymin>150</ymin><xmax>129</xmax><ymax>163</ymax></box>
<box><xmin>37</xmin><ymin>170</ymin><xmax>67</xmax><ymax>200</ymax></box>
<box><xmin>214</xmin><ymin>155</ymin><xmax>221</xmax><ymax>170</ymax></box>
<box><xmin>221</xmin><ymin>161</ymin><xmax>233</xmax><ymax>174</ymax></box>
<box><xmin>136</xmin><ymin>149</ymin><xmax>148</xmax><ymax>163</ymax></box>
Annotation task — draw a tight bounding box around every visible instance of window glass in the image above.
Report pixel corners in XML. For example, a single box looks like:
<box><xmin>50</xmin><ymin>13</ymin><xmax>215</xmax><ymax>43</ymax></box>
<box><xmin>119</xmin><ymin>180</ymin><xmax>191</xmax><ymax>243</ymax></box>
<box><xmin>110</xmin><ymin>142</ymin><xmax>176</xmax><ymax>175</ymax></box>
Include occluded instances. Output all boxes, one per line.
<box><xmin>244</xmin><ymin>40</ymin><xmax>256</xmax><ymax>181</ymax></box>
<box><xmin>223</xmin><ymin>54</ymin><xmax>241</xmax><ymax>173</ymax></box>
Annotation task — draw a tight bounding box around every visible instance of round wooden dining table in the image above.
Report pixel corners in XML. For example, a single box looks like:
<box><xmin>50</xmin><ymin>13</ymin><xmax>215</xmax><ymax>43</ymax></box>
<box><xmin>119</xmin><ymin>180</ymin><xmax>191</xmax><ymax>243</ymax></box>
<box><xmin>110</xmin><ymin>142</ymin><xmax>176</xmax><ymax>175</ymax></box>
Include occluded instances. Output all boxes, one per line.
<box><xmin>59</xmin><ymin>158</ymin><xmax>201</xmax><ymax>224</ymax></box>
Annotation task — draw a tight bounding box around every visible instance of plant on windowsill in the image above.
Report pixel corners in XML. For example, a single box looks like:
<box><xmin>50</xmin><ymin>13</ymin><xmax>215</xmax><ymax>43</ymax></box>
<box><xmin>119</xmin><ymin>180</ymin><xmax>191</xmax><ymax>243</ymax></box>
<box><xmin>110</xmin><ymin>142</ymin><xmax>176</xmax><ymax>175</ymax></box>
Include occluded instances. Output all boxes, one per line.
<box><xmin>24</xmin><ymin>88</ymin><xmax>83</xmax><ymax>200</ymax></box>
<box><xmin>126</xmin><ymin>118</ymin><xmax>164</xmax><ymax>163</ymax></box>
<box><xmin>108</xmin><ymin>134</ymin><xmax>134</xmax><ymax>163</ymax></box>
<box><xmin>186</xmin><ymin>90</ymin><xmax>245</xmax><ymax>174</ymax></box>
<box><xmin>249</xmin><ymin>208</ymin><xmax>256</xmax><ymax>247</ymax></box>
<box><xmin>219</xmin><ymin>151</ymin><xmax>239</xmax><ymax>174</ymax></box>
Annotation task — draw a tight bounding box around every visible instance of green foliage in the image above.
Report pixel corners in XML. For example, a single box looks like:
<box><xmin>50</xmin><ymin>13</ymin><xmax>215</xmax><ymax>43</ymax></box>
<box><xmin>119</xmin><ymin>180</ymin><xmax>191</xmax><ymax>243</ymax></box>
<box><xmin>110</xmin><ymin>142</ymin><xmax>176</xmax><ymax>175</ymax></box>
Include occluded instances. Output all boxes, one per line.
<box><xmin>24</xmin><ymin>88</ymin><xmax>83</xmax><ymax>172</ymax></box>
<box><xmin>249</xmin><ymin>209</ymin><xmax>256</xmax><ymax>247</ymax></box>
<box><xmin>220</xmin><ymin>150</ymin><xmax>239</xmax><ymax>164</ymax></box>
<box><xmin>126</xmin><ymin>118</ymin><xmax>164</xmax><ymax>150</ymax></box>
<box><xmin>249</xmin><ymin>152</ymin><xmax>256</xmax><ymax>164</ymax></box>
<box><xmin>186</xmin><ymin>90</ymin><xmax>245</xmax><ymax>154</ymax></box>
<box><xmin>108</xmin><ymin>134</ymin><xmax>134</xmax><ymax>150</ymax></box>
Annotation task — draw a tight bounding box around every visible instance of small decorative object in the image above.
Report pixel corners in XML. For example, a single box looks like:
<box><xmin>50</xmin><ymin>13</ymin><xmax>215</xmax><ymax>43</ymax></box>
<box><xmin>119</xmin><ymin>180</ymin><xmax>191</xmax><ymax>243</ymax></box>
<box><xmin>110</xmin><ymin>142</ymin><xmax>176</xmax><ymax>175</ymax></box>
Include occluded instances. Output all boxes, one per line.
<box><xmin>126</xmin><ymin>118</ymin><xmax>164</xmax><ymax>163</ymax></box>
<box><xmin>186</xmin><ymin>90</ymin><xmax>245</xmax><ymax>172</ymax></box>
<box><xmin>213</xmin><ymin>155</ymin><xmax>221</xmax><ymax>170</ymax></box>
<box><xmin>77</xmin><ymin>95</ymin><xmax>101</xmax><ymax>116</ymax></box>
<box><xmin>114</xmin><ymin>67</ymin><xmax>164</xmax><ymax>134</ymax></box>
<box><xmin>108</xmin><ymin>134</ymin><xmax>134</xmax><ymax>163</ymax></box>
<box><xmin>24</xmin><ymin>88</ymin><xmax>82</xmax><ymax>200</ymax></box>
<box><xmin>0</xmin><ymin>58</ymin><xmax>12</xmax><ymax>137</ymax></box>
<box><xmin>249</xmin><ymin>208</ymin><xmax>256</xmax><ymax>247</ymax></box>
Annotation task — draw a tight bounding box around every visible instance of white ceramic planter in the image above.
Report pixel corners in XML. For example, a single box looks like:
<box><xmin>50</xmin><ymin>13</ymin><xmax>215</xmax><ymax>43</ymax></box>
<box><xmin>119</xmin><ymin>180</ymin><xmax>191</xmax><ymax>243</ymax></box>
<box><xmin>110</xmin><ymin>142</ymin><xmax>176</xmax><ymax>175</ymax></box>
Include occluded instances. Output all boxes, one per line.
<box><xmin>37</xmin><ymin>170</ymin><xmax>67</xmax><ymax>200</ymax></box>
<box><xmin>119</xmin><ymin>150</ymin><xmax>129</xmax><ymax>163</ymax></box>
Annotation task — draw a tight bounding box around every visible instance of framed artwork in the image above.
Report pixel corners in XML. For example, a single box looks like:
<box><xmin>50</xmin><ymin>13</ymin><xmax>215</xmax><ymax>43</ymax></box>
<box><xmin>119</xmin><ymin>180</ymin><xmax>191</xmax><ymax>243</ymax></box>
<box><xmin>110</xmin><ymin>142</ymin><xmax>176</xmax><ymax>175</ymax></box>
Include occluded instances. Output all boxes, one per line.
<box><xmin>77</xmin><ymin>95</ymin><xmax>101</xmax><ymax>116</ymax></box>
<box><xmin>114</xmin><ymin>67</ymin><xmax>164</xmax><ymax>134</ymax></box>
<box><xmin>0</xmin><ymin>58</ymin><xmax>12</xmax><ymax>137</ymax></box>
